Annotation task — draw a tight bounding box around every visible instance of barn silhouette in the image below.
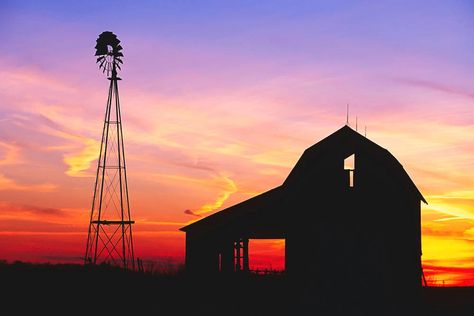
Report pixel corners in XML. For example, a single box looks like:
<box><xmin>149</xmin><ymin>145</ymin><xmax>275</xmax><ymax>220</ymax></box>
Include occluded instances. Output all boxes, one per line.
<box><xmin>180</xmin><ymin>125</ymin><xmax>426</xmax><ymax>306</ymax></box>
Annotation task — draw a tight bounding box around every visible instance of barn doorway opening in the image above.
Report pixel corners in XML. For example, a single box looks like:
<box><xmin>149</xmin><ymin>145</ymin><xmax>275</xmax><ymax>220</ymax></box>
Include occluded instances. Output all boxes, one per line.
<box><xmin>248</xmin><ymin>239</ymin><xmax>285</xmax><ymax>274</ymax></box>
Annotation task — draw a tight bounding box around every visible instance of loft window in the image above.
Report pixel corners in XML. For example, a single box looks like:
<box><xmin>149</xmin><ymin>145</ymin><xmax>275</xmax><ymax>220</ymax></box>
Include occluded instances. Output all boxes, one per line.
<box><xmin>344</xmin><ymin>154</ymin><xmax>355</xmax><ymax>170</ymax></box>
<box><xmin>344</xmin><ymin>154</ymin><xmax>355</xmax><ymax>188</ymax></box>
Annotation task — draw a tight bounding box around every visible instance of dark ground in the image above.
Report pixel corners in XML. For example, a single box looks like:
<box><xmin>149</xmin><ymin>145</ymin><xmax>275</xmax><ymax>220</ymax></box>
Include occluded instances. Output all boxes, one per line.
<box><xmin>1</xmin><ymin>261</ymin><xmax>473</xmax><ymax>316</ymax></box>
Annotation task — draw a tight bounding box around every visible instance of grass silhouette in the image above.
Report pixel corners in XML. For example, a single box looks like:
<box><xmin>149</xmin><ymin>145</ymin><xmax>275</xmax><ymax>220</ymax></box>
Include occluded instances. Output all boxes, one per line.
<box><xmin>1</xmin><ymin>260</ymin><xmax>472</xmax><ymax>316</ymax></box>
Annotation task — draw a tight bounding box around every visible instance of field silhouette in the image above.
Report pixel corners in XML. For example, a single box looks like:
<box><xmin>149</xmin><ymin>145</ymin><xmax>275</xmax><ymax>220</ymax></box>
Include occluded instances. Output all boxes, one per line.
<box><xmin>1</xmin><ymin>261</ymin><xmax>473</xmax><ymax>316</ymax></box>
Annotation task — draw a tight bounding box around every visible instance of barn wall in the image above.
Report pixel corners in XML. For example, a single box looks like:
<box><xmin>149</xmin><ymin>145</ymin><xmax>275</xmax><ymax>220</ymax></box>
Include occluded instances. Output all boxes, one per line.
<box><xmin>283</xmin><ymin>148</ymin><xmax>422</xmax><ymax>302</ymax></box>
<box><xmin>185</xmin><ymin>231</ymin><xmax>219</xmax><ymax>274</ymax></box>
<box><xmin>183</xmin><ymin>132</ymin><xmax>423</xmax><ymax>306</ymax></box>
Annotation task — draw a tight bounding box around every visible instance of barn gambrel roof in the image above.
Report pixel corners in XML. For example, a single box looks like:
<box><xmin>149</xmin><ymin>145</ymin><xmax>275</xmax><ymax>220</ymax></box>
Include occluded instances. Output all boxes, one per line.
<box><xmin>181</xmin><ymin>125</ymin><xmax>426</xmax><ymax>232</ymax></box>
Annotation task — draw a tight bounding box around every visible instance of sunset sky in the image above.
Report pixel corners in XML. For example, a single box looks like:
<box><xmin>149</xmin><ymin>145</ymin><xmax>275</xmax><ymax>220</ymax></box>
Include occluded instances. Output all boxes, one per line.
<box><xmin>0</xmin><ymin>0</ymin><xmax>473</xmax><ymax>285</ymax></box>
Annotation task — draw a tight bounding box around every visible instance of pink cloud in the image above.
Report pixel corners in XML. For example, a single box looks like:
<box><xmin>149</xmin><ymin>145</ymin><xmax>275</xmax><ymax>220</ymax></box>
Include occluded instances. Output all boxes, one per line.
<box><xmin>393</xmin><ymin>77</ymin><xmax>474</xmax><ymax>100</ymax></box>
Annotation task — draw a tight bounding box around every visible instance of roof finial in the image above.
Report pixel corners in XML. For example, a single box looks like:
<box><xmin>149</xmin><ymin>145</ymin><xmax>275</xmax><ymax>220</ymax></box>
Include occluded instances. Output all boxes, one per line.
<box><xmin>346</xmin><ymin>104</ymin><xmax>349</xmax><ymax>126</ymax></box>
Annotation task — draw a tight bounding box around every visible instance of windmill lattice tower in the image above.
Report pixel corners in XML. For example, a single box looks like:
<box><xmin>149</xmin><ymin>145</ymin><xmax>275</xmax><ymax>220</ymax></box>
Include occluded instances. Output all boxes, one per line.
<box><xmin>85</xmin><ymin>31</ymin><xmax>135</xmax><ymax>269</ymax></box>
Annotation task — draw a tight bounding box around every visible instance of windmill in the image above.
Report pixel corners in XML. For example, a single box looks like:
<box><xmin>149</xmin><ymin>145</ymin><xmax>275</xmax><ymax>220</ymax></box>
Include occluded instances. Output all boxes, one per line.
<box><xmin>84</xmin><ymin>31</ymin><xmax>135</xmax><ymax>269</ymax></box>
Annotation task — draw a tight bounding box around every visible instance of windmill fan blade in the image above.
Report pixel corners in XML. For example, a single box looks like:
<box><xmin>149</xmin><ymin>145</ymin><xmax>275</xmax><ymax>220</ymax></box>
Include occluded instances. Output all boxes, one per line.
<box><xmin>98</xmin><ymin>32</ymin><xmax>120</xmax><ymax>47</ymax></box>
<box><xmin>111</xmin><ymin>38</ymin><xmax>120</xmax><ymax>46</ymax></box>
<box><xmin>116</xmin><ymin>63</ymin><xmax>121</xmax><ymax>70</ymax></box>
<box><xmin>94</xmin><ymin>43</ymin><xmax>102</xmax><ymax>53</ymax></box>
<box><xmin>96</xmin><ymin>56</ymin><xmax>105</xmax><ymax>63</ymax></box>
<box><xmin>95</xmin><ymin>47</ymin><xmax>108</xmax><ymax>56</ymax></box>
<box><xmin>115</xmin><ymin>57</ymin><xmax>123</xmax><ymax>64</ymax></box>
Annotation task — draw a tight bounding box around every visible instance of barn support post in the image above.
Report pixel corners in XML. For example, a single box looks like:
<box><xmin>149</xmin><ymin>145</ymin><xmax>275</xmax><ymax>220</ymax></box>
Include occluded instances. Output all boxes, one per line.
<box><xmin>233</xmin><ymin>238</ymin><xmax>249</xmax><ymax>273</ymax></box>
<box><xmin>243</xmin><ymin>238</ymin><xmax>249</xmax><ymax>272</ymax></box>
<box><xmin>234</xmin><ymin>239</ymin><xmax>242</xmax><ymax>271</ymax></box>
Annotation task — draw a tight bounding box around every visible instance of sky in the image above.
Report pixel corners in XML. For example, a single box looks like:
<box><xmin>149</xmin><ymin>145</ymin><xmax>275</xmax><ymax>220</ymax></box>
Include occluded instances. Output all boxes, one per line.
<box><xmin>0</xmin><ymin>0</ymin><xmax>473</xmax><ymax>285</ymax></box>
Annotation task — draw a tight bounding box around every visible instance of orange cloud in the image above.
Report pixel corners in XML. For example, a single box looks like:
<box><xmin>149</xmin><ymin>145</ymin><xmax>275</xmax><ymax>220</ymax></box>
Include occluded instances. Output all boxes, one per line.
<box><xmin>0</xmin><ymin>173</ymin><xmax>56</xmax><ymax>192</ymax></box>
<box><xmin>0</xmin><ymin>141</ymin><xmax>21</xmax><ymax>165</ymax></box>
<box><xmin>0</xmin><ymin>202</ymin><xmax>82</xmax><ymax>225</ymax></box>
<box><xmin>39</xmin><ymin>126</ymin><xmax>100</xmax><ymax>177</ymax></box>
<box><xmin>185</xmin><ymin>174</ymin><xmax>237</xmax><ymax>217</ymax></box>
<box><xmin>63</xmin><ymin>137</ymin><xmax>100</xmax><ymax>177</ymax></box>
<box><xmin>429</xmin><ymin>190</ymin><xmax>474</xmax><ymax>209</ymax></box>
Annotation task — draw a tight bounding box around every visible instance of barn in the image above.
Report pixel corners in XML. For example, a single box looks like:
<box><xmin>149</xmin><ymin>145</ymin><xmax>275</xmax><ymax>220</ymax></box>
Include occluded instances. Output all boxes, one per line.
<box><xmin>180</xmin><ymin>125</ymin><xmax>426</xmax><ymax>303</ymax></box>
